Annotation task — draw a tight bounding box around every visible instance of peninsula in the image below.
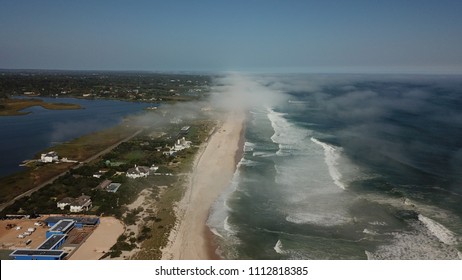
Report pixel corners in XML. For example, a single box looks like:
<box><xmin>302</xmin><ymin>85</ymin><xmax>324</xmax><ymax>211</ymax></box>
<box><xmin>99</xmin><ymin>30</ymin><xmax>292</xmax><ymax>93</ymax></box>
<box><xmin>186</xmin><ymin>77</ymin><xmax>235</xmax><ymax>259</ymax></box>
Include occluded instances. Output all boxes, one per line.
<box><xmin>0</xmin><ymin>98</ymin><xmax>81</xmax><ymax>116</ymax></box>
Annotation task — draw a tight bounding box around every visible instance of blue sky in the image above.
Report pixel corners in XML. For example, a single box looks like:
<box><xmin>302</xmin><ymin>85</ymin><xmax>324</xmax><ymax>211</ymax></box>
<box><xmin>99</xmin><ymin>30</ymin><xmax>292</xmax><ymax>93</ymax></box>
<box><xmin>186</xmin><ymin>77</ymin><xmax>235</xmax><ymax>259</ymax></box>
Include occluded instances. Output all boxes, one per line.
<box><xmin>1</xmin><ymin>0</ymin><xmax>461</xmax><ymax>73</ymax></box>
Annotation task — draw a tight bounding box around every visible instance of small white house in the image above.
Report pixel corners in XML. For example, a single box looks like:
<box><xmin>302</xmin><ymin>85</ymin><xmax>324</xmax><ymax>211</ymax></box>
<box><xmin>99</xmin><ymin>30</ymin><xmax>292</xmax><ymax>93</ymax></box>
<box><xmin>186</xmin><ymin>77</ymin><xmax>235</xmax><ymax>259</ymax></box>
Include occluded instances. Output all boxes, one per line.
<box><xmin>126</xmin><ymin>166</ymin><xmax>150</xmax><ymax>179</ymax></box>
<box><xmin>41</xmin><ymin>151</ymin><xmax>58</xmax><ymax>163</ymax></box>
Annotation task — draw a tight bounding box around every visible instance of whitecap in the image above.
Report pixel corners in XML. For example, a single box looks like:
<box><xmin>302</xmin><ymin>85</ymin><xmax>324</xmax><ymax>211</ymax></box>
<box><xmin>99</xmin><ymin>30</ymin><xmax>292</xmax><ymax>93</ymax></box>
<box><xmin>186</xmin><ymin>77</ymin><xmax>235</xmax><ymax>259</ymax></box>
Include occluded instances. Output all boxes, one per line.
<box><xmin>266</xmin><ymin>107</ymin><xmax>309</xmax><ymax>155</ymax></box>
<box><xmin>418</xmin><ymin>214</ymin><xmax>457</xmax><ymax>245</ymax></box>
<box><xmin>244</xmin><ymin>141</ymin><xmax>255</xmax><ymax>152</ymax></box>
<box><xmin>274</xmin><ymin>239</ymin><xmax>286</xmax><ymax>254</ymax></box>
<box><xmin>252</xmin><ymin>151</ymin><xmax>274</xmax><ymax>158</ymax></box>
<box><xmin>363</xmin><ymin>228</ymin><xmax>378</xmax><ymax>235</ymax></box>
<box><xmin>311</xmin><ymin>137</ymin><xmax>346</xmax><ymax>190</ymax></box>
<box><xmin>369</xmin><ymin>221</ymin><xmax>388</xmax><ymax>226</ymax></box>
<box><xmin>239</xmin><ymin>158</ymin><xmax>260</xmax><ymax>167</ymax></box>
<box><xmin>286</xmin><ymin>212</ymin><xmax>351</xmax><ymax>227</ymax></box>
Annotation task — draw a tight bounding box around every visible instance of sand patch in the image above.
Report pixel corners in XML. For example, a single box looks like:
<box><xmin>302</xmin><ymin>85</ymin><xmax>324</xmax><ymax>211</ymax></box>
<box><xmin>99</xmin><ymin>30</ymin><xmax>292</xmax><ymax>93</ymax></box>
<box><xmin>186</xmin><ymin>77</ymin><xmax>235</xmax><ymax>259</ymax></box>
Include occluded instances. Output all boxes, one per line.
<box><xmin>69</xmin><ymin>217</ymin><xmax>124</xmax><ymax>260</ymax></box>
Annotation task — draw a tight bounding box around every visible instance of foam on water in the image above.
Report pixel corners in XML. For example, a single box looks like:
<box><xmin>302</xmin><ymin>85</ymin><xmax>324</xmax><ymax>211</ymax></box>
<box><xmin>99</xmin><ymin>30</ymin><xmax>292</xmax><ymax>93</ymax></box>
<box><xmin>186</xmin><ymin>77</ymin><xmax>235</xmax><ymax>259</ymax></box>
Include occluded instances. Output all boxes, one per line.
<box><xmin>207</xmin><ymin>156</ymin><xmax>244</xmax><ymax>239</ymax></box>
<box><xmin>369</xmin><ymin>221</ymin><xmax>388</xmax><ymax>226</ymax></box>
<box><xmin>239</xmin><ymin>158</ymin><xmax>261</xmax><ymax>167</ymax></box>
<box><xmin>252</xmin><ymin>151</ymin><xmax>274</xmax><ymax>158</ymax></box>
<box><xmin>224</xmin><ymin>216</ymin><xmax>237</xmax><ymax>234</ymax></box>
<box><xmin>286</xmin><ymin>212</ymin><xmax>352</xmax><ymax>227</ymax></box>
<box><xmin>210</xmin><ymin>228</ymin><xmax>224</xmax><ymax>238</ymax></box>
<box><xmin>311</xmin><ymin>137</ymin><xmax>346</xmax><ymax>190</ymax></box>
<box><xmin>418</xmin><ymin>214</ymin><xmax>457</xmax><ymax>245</ymax></box>
<box><xmin>274</xmin><ymin>239</ymin><xmax>286</xmax><ymax>254</ymax></box>
<box><xmin>367</xmin><ymin>221</ymin><xmax>460</xmax><ymax>259</ymax></box>
<box><xmin>363</xmin><ymin>228</ymin><xmax>378</xmax><ymax>235</ymax></box>
<box><xmin>244</xmin><ymin>141</ymin><xmax>255</xmax><ymax>152</ymax></box>
<box><xmin>266</xmin><ymin>108</ymin><xmax>309</xmax><ymax>156</ymax></box>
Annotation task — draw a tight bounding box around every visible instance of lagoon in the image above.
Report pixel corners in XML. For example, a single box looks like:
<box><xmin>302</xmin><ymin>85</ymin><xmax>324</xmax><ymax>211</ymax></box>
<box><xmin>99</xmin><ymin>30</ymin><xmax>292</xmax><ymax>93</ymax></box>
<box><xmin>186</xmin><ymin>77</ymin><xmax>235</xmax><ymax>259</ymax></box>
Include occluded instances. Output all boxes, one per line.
<box><xmin>0</xmin><ymin>97</ymin><xmax>151</xmax><ymax>177</ymax></box>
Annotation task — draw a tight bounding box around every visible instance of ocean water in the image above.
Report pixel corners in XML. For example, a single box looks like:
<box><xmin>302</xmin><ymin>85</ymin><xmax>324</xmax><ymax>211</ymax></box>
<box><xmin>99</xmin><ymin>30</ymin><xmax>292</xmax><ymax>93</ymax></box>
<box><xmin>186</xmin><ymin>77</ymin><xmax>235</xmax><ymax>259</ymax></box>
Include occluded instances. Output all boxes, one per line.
<box><xmin>208</xmin><ymin>74</ymin><xmax>462</xmax><ymax>260</ymax></box>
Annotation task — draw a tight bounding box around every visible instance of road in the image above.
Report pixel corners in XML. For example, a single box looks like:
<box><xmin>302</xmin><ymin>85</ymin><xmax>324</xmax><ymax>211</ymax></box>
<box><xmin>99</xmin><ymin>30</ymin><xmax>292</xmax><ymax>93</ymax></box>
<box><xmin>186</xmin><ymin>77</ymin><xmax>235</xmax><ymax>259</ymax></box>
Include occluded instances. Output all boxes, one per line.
<box><xmin>0</xmin><ymin>129</ymin><xmax>143</xmax><ymax>212</ymax></box>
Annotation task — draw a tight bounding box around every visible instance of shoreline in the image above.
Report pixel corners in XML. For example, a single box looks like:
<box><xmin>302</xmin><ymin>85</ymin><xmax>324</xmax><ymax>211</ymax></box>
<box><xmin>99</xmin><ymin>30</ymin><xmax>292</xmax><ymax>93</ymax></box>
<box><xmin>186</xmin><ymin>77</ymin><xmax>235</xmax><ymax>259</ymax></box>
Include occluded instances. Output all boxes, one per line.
<box><xmin>204</xmin><ymin>114</ymin><xmax>246</xmax><ymax>259</ymax></box>
<box><xmin>0</xmin><ymin>97</ymin><xmax>82</xmax><ymax>116</ymax></box>
<box><xmin>162</xmin><ymin>110</ymin><xmax>245</xmax><ymax>260</ymax></box>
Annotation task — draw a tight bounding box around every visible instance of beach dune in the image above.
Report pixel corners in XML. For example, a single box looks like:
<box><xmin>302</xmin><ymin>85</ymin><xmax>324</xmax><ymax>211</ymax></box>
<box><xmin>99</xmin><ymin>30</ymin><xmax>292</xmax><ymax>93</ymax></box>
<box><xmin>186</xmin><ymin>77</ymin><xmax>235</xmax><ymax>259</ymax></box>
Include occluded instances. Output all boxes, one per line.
<box><xmin>162</xmin><ymin>111</ymin><xmax>244</xmax><ymax>259</ymax></box>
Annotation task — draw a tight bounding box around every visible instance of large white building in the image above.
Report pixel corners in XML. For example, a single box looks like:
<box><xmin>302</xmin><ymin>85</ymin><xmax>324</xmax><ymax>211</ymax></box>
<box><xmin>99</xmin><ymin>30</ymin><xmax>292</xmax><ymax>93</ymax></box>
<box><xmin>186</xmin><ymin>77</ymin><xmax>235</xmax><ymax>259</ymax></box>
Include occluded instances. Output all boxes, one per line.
<box><xmin>126</xmin><ymin>166</ymin><xmax>150</xmax><ymax>179</ymax></box>
<box><xmin>174</xmin><ymin>137</ymin><xmax>191</xmax><ymax>152</ymax></box>
<box><xmin>70</xmin><ymin>194</ymin><xmax>92</xmax><ymax>212</ymax></box>
<box><xmin>57</xmin><ymin>194</ymin><xmax>92</xmax><ymax>212</ymax></box>
<box><xmin>41</xmin><ymin>151</ymin><xmax>58</xmax><ymax>163</ymax></box>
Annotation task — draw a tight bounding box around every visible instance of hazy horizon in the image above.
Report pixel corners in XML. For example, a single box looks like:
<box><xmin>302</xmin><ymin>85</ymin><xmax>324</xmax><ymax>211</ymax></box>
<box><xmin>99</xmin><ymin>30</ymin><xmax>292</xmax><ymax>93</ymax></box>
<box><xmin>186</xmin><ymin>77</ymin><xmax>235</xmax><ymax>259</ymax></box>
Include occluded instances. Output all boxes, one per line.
<box><xmin>1</xmin><ymin>1</ymin><xmax>462</xmax><ymax>74</ymax></box>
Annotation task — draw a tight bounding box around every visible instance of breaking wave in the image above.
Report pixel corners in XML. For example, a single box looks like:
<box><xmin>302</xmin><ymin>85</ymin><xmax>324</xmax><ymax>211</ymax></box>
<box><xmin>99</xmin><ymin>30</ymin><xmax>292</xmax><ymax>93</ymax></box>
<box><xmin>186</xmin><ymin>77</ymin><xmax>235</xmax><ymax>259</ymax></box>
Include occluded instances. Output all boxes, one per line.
<box><xmin>311</xmin><ymin>137</ymin><xmax>346</xmax><ymax>190</ymax></box>
<box><xmin>274</xmin><ymin>239</ymin><xmax>286</xmax><ymax>254</ymax></box>
<box><xmin>266</xmin><ymin>108</ymin><xmax>309</xmax><ymax>156</ymax></box>
<box><xmin>286</xmin><ymin>212</ymin><xmax>352</xmax><ymax>227</ymax></box>
<box><xmin>418</xmin><ymin>214</ymin><xmax>457</xmax><ymax>245</ymax></box>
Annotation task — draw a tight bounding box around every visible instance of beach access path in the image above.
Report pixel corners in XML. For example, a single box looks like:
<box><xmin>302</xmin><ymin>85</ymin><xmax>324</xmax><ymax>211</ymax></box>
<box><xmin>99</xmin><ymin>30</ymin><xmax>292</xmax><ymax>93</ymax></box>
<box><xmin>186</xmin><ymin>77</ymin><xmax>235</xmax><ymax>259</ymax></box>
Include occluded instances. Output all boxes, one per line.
<box><xmin>162</xmin><ymin>111</ymin><xmax>245</xmax><ymax>260</ymax></box>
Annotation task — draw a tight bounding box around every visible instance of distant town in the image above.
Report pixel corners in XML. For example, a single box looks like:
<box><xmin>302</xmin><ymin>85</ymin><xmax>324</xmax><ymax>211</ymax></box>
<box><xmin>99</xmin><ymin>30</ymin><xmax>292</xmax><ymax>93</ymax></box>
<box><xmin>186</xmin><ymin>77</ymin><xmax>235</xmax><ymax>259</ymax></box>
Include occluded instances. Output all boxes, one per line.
<box><xmin>0</xmin><ymin>70</ymin><xmax>211</xmax><ymax>102</ymax></box>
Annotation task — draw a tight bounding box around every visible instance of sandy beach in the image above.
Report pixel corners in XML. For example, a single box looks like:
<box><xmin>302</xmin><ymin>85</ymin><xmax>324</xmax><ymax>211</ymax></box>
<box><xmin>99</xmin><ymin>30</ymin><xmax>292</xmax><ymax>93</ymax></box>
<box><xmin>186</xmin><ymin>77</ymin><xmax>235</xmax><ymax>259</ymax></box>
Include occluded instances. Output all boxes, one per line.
<box><xmin>162</xmin><ymin>111</ymin><xmax>245</xmax><ymax>259</ymax></box>
<box><xmin>69</xmin><ymin>217</ymin><xmax>124</xmax><ymax>260</ymax></box>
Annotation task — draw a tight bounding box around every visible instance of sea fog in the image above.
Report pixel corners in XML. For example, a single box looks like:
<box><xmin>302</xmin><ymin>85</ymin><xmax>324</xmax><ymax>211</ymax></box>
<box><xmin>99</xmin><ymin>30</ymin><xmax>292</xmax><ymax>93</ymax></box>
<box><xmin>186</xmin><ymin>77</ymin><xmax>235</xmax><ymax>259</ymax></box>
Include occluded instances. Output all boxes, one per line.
<box><xmin>208</xmin><ymin>73</ymin><xmax>462</xmax><ymax>260</ymax></box>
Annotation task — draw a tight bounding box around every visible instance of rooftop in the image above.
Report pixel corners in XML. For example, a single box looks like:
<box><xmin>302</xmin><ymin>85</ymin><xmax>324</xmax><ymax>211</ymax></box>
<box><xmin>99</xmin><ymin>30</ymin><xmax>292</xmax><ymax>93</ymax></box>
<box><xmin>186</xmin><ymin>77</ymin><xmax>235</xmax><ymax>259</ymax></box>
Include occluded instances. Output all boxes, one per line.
<box><xmin>10</xmin><ymin>249</ymin><xmax>65</xmax><ymax>257</ymax></box>
<box><xmin>37</xmin><ymin>234</ymin><xmax>66</xmax><ymax>250</ymax></box>
<box><xmin>48</xmin><ymin>219</ymin><xmax>75</xmax><ymax>233</ymax></box>
<box><xmin>57</xmin><ymin>197</ymin><xmax>74</xmax><ymax>204</ymax></box>
<box><xmin>71</xmin><ymin>195</ymin><xmax>91</xmax><ymax>207</ymax></box>
<box><xmin>127</xmin><ymin>166</ymin><xmax>150</xmax><ymax>174</ymax></box>
<box><xmin>44</xmin><ymin>216</ymin><xmax>100</xmax><ymax>226</ymax></box>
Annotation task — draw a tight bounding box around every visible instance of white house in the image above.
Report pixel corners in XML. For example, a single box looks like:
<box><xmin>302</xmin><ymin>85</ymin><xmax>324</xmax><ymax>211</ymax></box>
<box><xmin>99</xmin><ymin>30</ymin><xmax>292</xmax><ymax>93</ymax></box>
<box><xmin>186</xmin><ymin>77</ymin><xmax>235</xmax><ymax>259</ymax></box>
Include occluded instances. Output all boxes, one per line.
<box><xmin>70</xmin><ymin>194</ymin><xmax>92</xmax><ymax>212</ymax></box>
<box><xmin>174</xmin><ymin>137</ymin><xmax>191</xmax><ymax>152</ymax></box>
<box><xmin>41</xmin><ymin>151</ymin><xmax>58</xmax><ymax>163</ymax></box>
<box><xmin>126</xmin><ymin>165</ymin><xmax>150</xmax><ymax>179</ymax></box>
<box><xmin>57</xmin><ymin>197</ymin><xmax>74</xmax><ymax>210</ymax></box>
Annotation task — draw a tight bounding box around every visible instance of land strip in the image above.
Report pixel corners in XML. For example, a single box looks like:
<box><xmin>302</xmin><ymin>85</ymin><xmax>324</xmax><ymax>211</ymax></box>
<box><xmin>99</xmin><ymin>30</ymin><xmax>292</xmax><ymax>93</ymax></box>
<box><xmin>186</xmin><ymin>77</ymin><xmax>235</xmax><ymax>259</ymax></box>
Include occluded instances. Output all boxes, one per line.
<box><xmin>162</xmin><ymin>111</ymin><xmax>245</xmax><ymax>259</ymax></box>
<box><xmin>0</xmin><ymin>98</ymin><xmax>81</xmax><ymax>116</ymax></box>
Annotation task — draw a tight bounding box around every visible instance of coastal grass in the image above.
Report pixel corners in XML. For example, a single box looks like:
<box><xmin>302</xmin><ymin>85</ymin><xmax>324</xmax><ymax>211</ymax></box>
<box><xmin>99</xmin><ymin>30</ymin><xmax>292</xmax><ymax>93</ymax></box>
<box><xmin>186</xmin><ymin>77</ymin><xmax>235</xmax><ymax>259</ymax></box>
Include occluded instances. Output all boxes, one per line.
<box><xmin>52</xmin><ymin>125</ymin><xmax>140</xmax><ymax>161</ymax></box>
<box><xmin>0</xmin><ymin>98</ymin><xmax>81</xmax><ymax>116</ymax></box>
<box><xmin>0</xmin><ymin>163</ymin><xmax>74</xmax><ymax>205</ymax></box>
<box><xmin>132</xmin><ymin>183</ymin><xmax>185</xmax><ymax>259</ymax></box>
